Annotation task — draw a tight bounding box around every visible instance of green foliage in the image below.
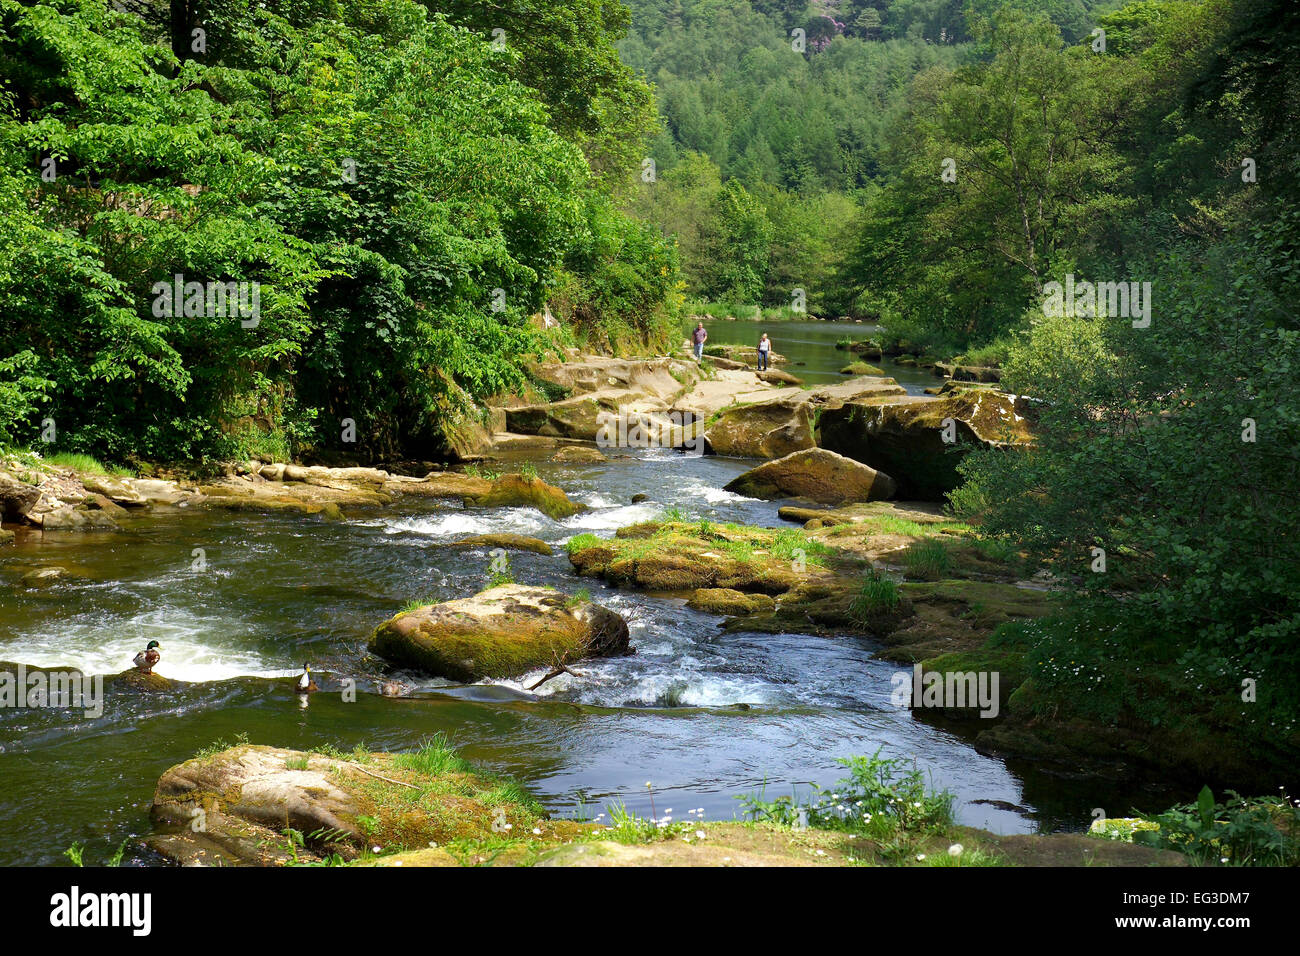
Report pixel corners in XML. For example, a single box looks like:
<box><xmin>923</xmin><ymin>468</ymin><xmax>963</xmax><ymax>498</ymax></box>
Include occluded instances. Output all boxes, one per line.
<box><xmin>1135</xmin><ymin>787</ymin><xmax>1300</xmax><ymax>866</ymax></box>
<box><xmin>391</xmin><ymin>734</ymin><xmax>475</xmax><ymax>777</ymax></box>
<box><xmin>486</xmin><ymin>553</ymin><xmax>515</xmax><ymax>589</ymax></box>
<box><xmin>0</xmin><ymin>0</ymin><xmax>678</xmax><ymax>462</ymax></box>
<box><xmin>739</xmin><ymin>748</ymin><xmax>955</xmax><ymax>834</ymax></box>
<box><xmin>564</xmin><ymin>532</ymin><xmax>601</xmax><ymax>554</ymax></box>
<box><xmin>850</xmin><ymin>569</ymin><xmax>900</xmax><ymax>620</ymax></box>
<box><xmin>902</xmin><ymin>538</ymin><xmax>951</xmax><ymax>580</ymax></box>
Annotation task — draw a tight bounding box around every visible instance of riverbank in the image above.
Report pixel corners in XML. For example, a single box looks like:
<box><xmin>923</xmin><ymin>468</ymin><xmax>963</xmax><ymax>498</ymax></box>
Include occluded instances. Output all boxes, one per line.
<box><xmin>140</xmin><ymin>740</ymin><xmax>1187</xmax><ymax>867</ymax></box>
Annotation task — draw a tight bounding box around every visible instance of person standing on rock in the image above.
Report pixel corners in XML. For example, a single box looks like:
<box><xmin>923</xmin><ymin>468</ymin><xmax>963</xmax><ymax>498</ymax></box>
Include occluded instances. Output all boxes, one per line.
<box><xmin>692</xmin><ymin>322</ymin><xmax>708</xmax><ymax>361</ymax></box>
<box><xmin>757</xmin><ymin>333</ymin><xmax>772</xmax><ymax>372</ymax></box>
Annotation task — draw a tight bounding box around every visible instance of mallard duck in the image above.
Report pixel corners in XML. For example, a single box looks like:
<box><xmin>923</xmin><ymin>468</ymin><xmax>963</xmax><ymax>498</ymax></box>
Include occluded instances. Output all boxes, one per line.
<box><xmin>296</xmin><ymin>664</ymin><xmax>319</xmax><ymax>694</ymax></box>
<box><xmin>132</xmin><ymin>641</ymin><xmax>161</xmax><ymax>675</ymax></box>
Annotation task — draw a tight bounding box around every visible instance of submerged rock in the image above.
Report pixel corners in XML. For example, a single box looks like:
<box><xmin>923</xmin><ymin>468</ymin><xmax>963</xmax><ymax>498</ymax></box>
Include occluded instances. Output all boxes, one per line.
<box><xmin>724</xmin><ymin>448</ymin><xmax>896</xmax><ymax>504</ymax></box>
<box><xmin>20</xmin><ymin>566</ymin><xmax>66</xmax><ymax>587</ymax></box>
<box><xmin>370</xmin><ymin>585</ymin><xmax>630</xmax><ymax>681</ymax></box>
<box><xmin>113</xmin><ymin>668</ymin><xmax>173</xmax><ymax>692</ymax></box>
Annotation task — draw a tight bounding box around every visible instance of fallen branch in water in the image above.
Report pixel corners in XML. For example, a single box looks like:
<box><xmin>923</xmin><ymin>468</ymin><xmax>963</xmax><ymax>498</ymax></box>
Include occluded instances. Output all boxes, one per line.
<box><xmin>527</xmin><ymin>658</ymin><xmax>586</xmax><ymax>691</ymax></box>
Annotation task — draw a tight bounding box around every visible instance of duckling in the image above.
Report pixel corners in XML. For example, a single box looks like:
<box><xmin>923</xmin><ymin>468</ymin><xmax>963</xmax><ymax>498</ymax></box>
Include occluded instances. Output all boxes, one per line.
<box><xmin>296</xmin><ymin>663</ymin><xmax>319</xmax><ymax>695</ymax></box>
<box><xmin>133</xmin><ymin>641</ymin><xmax>161</xmax><ymax>675</ymax></box>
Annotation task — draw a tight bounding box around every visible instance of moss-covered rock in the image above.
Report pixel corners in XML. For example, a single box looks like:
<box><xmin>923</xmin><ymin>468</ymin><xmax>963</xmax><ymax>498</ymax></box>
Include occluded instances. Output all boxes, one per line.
<box><xmin>840</xmin><ymin>362</ymin><xmax>885</xmax><ymax>375</ymax></box>
<box><xmin>687</xmin><ymin>588</ymin><xmax>777</xmax><ymax>615</ymax></box>
<box><xmin>724</xmin><ymin>448</ymin><xmax>896</xmax><ymax>504</ymax></box>
<box><xmin>703</xmin><ymin>344</ymin><xmax>788</xmax><ymax>366</ymax></box>
<box><xmin>567</xmin><ymin>523</ymin><xmax>823</xmax><ymax>595</ymax></box>
<box><xmin>113</xmin><ymin>667</ymin><xmax>173</xmax><ymax>692</ymax></box>
<box><xmin>448</xmin><ymin>533</ymin><xmax>554</xmax><ymax>556</ymax></box>
<box><xmin>466</xmin><ymin>474</ymin><xmax>585</xmax><ymax>520</ymax></box>
<box><xmin>370</xmin><ymin>585</ymin><xmax>630</xmax><ymax>681</ymax></box>
<box><xmin>145</xmin><ymin>742</ymin><xmax>566</xmax><ymax>866</ymax></box>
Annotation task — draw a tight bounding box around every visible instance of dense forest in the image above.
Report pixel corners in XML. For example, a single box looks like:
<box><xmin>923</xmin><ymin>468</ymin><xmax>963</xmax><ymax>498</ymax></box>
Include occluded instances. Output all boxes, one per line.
<box><xmin>0</xmin><ymin>0</ymin><xmax>682</xmax><ymax>463</ymax></box>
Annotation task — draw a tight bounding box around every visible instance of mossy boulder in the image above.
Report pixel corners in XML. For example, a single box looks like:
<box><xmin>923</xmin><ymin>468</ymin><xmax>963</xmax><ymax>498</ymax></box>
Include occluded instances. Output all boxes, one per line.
<box><xmin>113</xmin><ymin>668</ymin><xmax>173</xmax><ymax>692</ymax></box>
<box><xmin>466</xmin><ymin>474</ymin><xmax>585</xmax><ymax>520</ymax></box>
<box><xmin>704</xmin><ymin>399</ymin><xmax>815</xmax><ymax>459</ymax></box>
<box><xmin>687</xmin><ymin>588</ymin><xmax>777</xmax><ymax>615</ymax></box>
<box><xmin>448</xmin><ymin>533</ymin><xmax>554</xmax><ymax>556</ymax></box>
<box><xmin>567</xmin><ymin>525</ymin><xmax>814</xmax><ymax>594</ymax></box>
<box><xmin>840</xmin><ymin>362</ymin><xmax>885</xmax><ymax>376</ymax></box>
<box><xmin>552</xmin><ymin>445</ymin><xmax>608</xmax><ymax>463</ymax></box>
<box><xmin>819</xmin><ymin>392</ymin><xmax>1035</xmax><ymax>499</ymax></box>
<box><xmin>724</xmin><ymin>448</ymin><xmax>896</xmax><ymax>504</ymax></box>
<box><xmin>370</xmin><ymin>585</ymin><xmax>630</xmax><ymax>681</ymax></box>
<box><xmin>145</xmin><ymin>743</ymin><xmax>562</xmax><ymax>866</ymax></box>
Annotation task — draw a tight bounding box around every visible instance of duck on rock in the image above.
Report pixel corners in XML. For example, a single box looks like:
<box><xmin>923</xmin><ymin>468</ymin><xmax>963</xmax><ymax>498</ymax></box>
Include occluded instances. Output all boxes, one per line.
<box><xmin>133</xmin><ymin>641</ymin><xmax>161</xmax><ymax>675</ymax></box>
<box><xmin>296</xmin><ymin>664</ymin><xmax>319</xmax><ymax>695</ymax></box>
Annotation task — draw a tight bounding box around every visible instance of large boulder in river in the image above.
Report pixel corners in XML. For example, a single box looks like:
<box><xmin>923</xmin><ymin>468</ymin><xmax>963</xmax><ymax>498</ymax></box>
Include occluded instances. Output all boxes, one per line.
<box><xmin>0</xmin><ymin>471</ymin><xmax>39</xmax><ymax>520</ymax></box>
<box><xmin>724</xmin><ymin>448</ymin><xmax>896</xmax><ymax>504</ymax></box>
<box><xmin>705</xmin><ymin>399</ymin><xmax>815</xmax><ymax>459</ymax></box>
<box><xmin>466</xmin><ymin>474</ymin><xmax>585</xmax><ymax>520</ymax></box>
<box><xmin>370</xmin><ymin>585</ymin><xmax>631</xmax><ymax>681</ymax></box>
<box><xmin>819</xmin><ymin>391</ymin><xmax>1034</xmax><ymax>499</ymax></box>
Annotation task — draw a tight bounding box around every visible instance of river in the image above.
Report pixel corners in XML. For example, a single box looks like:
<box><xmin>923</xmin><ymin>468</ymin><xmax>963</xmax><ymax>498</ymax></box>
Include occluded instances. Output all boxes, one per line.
<box><xmin>0</xmin><ymin>321</ymin><xmax>1168</xmax><ymax>867</ymax></box>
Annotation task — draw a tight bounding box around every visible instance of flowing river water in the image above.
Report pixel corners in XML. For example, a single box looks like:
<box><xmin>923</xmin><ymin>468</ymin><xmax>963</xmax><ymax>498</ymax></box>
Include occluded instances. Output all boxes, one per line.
<box><xmin>0</xmin><ymin>320</ymin><xmax>1167</xmax><ymax>866</ymax></box>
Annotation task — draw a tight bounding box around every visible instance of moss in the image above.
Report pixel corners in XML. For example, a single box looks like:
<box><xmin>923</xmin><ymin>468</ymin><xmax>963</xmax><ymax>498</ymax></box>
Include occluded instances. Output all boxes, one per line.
<box><xmin>687</xmin><ymin>588</ymin><xmax>777</xmax><ymax>615</ymax></box>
